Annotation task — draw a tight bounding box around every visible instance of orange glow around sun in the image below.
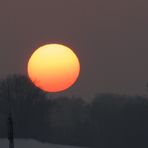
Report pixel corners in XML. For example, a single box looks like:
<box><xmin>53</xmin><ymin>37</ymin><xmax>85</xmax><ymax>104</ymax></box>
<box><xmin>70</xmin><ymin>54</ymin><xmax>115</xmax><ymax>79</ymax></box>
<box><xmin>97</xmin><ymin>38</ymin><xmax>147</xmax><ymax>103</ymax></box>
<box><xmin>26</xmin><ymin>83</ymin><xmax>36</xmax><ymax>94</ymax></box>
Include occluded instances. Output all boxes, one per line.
<box><xmin>27</xmin><ymin>44</ymin><xmax>80</xmax><ymax>92</ymax></box>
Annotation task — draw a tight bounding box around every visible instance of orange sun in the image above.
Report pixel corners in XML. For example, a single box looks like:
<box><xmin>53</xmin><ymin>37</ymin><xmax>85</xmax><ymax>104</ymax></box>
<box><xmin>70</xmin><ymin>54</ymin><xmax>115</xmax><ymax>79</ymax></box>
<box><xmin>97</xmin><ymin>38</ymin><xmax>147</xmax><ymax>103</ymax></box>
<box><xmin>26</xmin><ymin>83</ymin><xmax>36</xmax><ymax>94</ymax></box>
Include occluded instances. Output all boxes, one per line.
<box><xmin>27</xmin><ymin>44</ymin><xmax>80</xmax><ymax>92</ymax></box>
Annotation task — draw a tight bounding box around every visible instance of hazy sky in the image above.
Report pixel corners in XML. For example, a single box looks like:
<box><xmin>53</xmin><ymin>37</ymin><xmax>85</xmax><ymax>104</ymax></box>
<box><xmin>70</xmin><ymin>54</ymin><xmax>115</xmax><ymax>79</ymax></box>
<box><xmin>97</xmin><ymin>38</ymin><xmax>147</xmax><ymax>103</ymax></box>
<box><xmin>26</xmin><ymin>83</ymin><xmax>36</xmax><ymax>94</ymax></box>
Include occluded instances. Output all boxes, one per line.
<box><xmin>0</xmin><ymin>0</ymin><xmax>148</xmax><ymax>99</ymax></box>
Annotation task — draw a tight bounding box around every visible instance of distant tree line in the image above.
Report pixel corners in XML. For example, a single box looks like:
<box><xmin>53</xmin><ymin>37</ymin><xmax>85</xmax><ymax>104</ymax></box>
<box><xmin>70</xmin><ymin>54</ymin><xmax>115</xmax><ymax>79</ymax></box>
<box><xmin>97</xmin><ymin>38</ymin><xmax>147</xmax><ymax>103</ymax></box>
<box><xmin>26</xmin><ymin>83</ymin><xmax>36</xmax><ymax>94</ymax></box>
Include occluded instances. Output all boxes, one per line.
<box><xmin>0</xmin><ymin>75</ymin><xmax>148</xmax><ymax>148</ymax></box>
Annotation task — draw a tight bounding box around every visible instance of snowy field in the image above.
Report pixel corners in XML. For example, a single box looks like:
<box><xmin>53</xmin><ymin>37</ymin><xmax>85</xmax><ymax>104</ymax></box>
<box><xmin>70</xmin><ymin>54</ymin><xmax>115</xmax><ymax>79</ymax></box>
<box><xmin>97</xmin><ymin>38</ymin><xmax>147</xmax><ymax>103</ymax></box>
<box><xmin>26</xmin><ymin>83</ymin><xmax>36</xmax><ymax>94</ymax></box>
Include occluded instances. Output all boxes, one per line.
<box><xmin>0</xmin><ymin>139</ymin><xmax>86</xmax><ymax>148</ymax></box>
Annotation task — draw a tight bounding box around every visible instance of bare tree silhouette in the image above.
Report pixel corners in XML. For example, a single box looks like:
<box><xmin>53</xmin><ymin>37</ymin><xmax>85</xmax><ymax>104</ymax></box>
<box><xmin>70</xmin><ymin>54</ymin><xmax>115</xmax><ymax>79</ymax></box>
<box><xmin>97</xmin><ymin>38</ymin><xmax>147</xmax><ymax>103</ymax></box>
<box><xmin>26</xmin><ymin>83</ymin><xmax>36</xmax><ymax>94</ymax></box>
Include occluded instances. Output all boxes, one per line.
<box><xmin>0</xmin><ymin>75</ymin><xmax>49</xmax><ymax>139</ymax></box>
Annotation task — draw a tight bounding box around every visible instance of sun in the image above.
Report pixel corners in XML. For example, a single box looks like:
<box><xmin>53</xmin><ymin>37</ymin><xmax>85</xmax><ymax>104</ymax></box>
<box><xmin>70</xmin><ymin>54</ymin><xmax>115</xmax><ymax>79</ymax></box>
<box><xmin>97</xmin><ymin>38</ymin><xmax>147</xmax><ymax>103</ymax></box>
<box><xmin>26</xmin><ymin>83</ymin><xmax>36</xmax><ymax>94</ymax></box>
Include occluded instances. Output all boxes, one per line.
<box><xmin>27</xmin><ymin>44</ymin><xmax>80</xmax><ymax>92</ymax></box>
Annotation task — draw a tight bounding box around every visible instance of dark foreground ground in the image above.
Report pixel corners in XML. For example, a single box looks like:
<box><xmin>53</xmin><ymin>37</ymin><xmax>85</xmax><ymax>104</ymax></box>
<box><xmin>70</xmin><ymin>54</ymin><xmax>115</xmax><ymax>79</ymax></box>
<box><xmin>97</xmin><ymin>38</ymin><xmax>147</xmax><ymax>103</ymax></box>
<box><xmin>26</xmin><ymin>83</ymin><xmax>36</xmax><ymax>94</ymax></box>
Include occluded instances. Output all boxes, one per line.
<box><xmin>0</xmin><ymin>139</ymin><xmax>86</xmax><ymax>148</ymax></box>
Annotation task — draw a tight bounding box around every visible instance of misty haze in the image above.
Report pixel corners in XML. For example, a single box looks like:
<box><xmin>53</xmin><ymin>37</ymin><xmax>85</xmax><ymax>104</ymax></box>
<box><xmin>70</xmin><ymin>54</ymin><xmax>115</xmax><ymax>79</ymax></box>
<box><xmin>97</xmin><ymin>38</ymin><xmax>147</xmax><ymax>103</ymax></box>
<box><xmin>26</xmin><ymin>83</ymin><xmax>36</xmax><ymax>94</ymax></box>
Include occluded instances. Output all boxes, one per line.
<box><xmin>0</xmin><ymin>0</ymin><xmax>148</xmax><ymax>147</ymax></box>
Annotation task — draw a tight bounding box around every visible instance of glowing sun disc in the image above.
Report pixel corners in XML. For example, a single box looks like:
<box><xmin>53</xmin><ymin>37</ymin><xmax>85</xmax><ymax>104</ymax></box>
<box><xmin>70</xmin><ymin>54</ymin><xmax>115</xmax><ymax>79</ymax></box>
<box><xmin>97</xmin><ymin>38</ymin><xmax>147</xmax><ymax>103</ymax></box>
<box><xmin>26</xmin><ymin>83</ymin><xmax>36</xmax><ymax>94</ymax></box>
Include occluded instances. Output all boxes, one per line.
<box><xmin>27</xmin><ymin>44</ymin><xmax>80</xmax><ymax>92</ymax></box>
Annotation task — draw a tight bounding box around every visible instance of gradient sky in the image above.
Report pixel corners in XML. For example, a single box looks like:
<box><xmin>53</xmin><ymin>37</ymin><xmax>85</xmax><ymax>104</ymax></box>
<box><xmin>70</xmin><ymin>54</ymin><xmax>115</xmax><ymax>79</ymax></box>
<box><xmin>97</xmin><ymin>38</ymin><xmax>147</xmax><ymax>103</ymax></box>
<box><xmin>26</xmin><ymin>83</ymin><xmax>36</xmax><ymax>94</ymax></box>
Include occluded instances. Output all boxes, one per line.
<box><xmin>0</xmin><ymin>0</ymin><xmax>148</xmax><ymax>99</ymax></box>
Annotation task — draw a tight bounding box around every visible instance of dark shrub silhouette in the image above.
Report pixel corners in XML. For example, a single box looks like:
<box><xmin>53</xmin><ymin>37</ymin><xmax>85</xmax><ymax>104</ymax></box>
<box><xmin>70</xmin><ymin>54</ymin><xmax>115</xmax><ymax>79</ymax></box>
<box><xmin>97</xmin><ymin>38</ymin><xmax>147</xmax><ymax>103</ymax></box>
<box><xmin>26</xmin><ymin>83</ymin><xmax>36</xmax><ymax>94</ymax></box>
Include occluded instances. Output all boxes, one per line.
<box><xmin>48</xmin><ymin>96</ymin><xmax>87</xmax><ymax>146</ymax></box>
<box><xmin>90</xmin><ymin>93</ymin><xmax>148</xmax><ymax>148</ymax></box>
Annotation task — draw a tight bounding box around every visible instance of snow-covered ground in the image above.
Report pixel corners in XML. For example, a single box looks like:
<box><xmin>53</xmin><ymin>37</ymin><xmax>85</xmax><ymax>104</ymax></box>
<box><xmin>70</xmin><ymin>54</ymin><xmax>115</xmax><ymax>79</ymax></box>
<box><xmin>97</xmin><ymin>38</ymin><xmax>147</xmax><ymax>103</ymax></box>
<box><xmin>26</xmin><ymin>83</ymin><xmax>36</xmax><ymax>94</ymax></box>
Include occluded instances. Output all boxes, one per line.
<box><xmin>0</xmin><ymin>139</ymin><xmax>85</xmax><ymax>148</ymax></box>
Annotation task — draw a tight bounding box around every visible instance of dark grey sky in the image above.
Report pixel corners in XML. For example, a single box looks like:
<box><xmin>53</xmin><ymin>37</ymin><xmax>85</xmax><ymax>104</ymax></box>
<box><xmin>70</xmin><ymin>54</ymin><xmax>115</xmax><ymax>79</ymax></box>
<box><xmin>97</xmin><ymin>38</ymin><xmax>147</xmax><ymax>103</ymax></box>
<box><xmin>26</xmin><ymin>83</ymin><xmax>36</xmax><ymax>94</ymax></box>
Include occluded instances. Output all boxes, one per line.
<box><xmin>0</xmin><ymin>0</ymin><xmax>148</xmax><ymax>99</ymax></box>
